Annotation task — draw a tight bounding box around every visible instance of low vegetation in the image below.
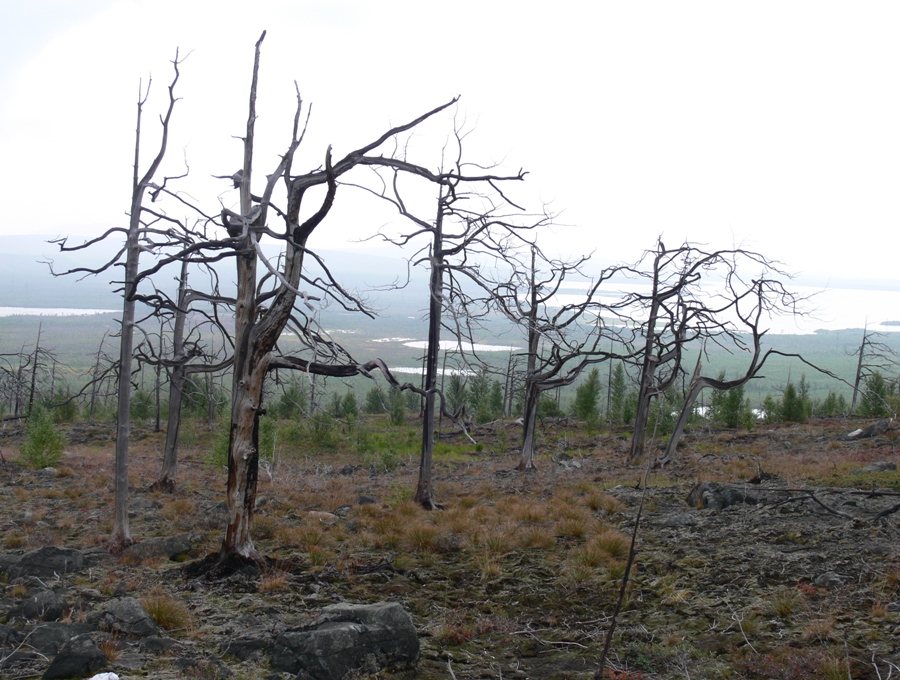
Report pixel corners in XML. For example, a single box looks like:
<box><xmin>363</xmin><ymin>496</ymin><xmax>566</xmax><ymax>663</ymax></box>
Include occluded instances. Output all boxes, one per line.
<box><xmin>0</xmin><ymin>412</ymin><xmax>897</xmax><ymax>678</ymax></box>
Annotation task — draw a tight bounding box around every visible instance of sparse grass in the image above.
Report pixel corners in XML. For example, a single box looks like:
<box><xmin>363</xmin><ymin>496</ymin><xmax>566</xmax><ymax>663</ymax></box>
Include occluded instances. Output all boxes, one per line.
<box><xmin>161</xmin><ymin>497</ymin><xmax>196</xmax><ymax>522</ymax></box>
<box><xmin>769</xmin><ymin>587</ymin><xmax>802</xmax><ymax>619</ymax></box>
<box><xmin>140</xmin><ymin>589</ymin><xmax>194</xmax><ymax>632</ymax></box>
<box><xmin>801</xmin><ymin>616</ymin><xmax>835</xmax><ymax>641</ymax></box>
<box><xmin>4</xmin><ymin>533</ymin><xmax>27</xmax><ymax>549</ymax></box>
<box><xmin>0</xmin><ymin>416</ymin><xmax>895</xmax><ymax>679</ymax></box>
<box><xmin>8</xmin><ymin>583</ymin><xmax>28</xmax><ymax>598</ymax></box>
<box><xmin>258</xmin><ymin>570</ymin><xmax>289</xmax><ymax>593</ymax></box>
<box><xmin>98</xmin><ymin>634</ymin><xmax>123</xmax><ymax>661</ymax></box>
<box><xmin>405</xmin><ymin>521</ymin><xmax>440</xmax><ymax>553</ymax></box>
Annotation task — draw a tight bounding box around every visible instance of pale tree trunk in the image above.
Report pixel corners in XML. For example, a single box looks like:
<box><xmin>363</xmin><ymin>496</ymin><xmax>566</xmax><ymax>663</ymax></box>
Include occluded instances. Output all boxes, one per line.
<box><xmin>851</xmin><ymin>329</ymin><xmax>867</xmax><ymax>412</ymax></box>
<box><xmin>153</xmin><ymin>260</ymin><xmax>190</xmax><ymax>492</ymax></box>
<box><xmin>27</xmin><ymin>322</ymin><xmax>42</xmax><ymax>415</ymax></box>
<box><xmin>154</xmin><ymin>320</ymin><xmax>163</xmax><ymax>433</ymax></box>
<box><xmin>222</xmin><ymin>33</ymin><xmax>264</xmax><ymax>559</ymax></box>
<box><xmin>517</xmin><ymin>380</ymin><xmax>541</xmax><ymax>470</ymax></box>
<box><xmin>110</xmin><ymin>60</ymin><xmax>180</xmax><ymax>553</ymax></box>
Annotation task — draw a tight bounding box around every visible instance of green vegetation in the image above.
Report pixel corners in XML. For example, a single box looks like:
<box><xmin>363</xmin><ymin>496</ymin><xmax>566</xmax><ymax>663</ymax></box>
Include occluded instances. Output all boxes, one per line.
<box><xmin>708</xmin><ymin>372</ymin><xmax>754</xmax><ymax>430</ymax></box>
<box><xmin>19</xmin><ymin>406</ymin><xmax>66</xmax><ymax>469</ymax></box>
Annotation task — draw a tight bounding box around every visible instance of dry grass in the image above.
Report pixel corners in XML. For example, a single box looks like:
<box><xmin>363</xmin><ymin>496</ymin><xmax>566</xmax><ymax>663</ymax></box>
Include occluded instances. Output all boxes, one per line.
<box><xmin>258</xmin><ymin>570</ymin><xmax>289</xmax><ymax>593</ymax></box>
<box><xmin>0</xmin><ymin>416</ymin><xmax>894</xmax><ymax>679</ymax></box>
<box><xmin>97</xmin><ymin>634</ymin><xmax>123</xmax><ymax>661</ymax></box>
<box><xmin>801</xmin><ymin>616</ymin><xmax>836</xmax><ymax>642</ymax></box>
<box><xmin>161</xmin><ymin>497</ymin><xmax>196</xmax><ymax>522</ymax></box>
<box><xmin>140</xmin><ymin>588</ymin><xmax>194</xmax><ymax>632</ymax></box>
<box><xmin>404</xmin><ymin>521</ymin><xmax>440</xmax><ymax>553</ymax></box>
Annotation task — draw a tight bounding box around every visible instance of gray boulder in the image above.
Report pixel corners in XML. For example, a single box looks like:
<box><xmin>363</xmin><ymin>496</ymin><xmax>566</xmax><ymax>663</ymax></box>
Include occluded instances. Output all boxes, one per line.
<box><xmin>852</xmin><ymin>461</ymin><xmax>897</xmax><ymax>474</ymax></box>
<box><xmin>122</xmin><ymin>534</ymin><xmax>194</xmax><ymax>561</ymax></box>
<box><xmin>10</xmin><ymin>589</ymin><xmax>67</xmax><ymax>621</ymax></box>
<box><xmin>271</xmin><ymin>601</ymin><xmax>419</xmax><ymax>679</ymax></box>
<box><xmin>8</xmin><ymin>547</ymin><xmax>84</xmax><ymax>580</ymax></box>
<box><xmin>687</xmin><ymin>482</ymin><xmax>758</xmax><ymax>510</ymax></box>
<box><xmin>29</xmin><ymin>622</ymin><xmax>95</xmax><ymax>655</ymax></box>
<box><xmin>42</xmin><ymin>633</ymin><xmax>107</xmax><ymax>679</ymax></box>
<box><xmin>100</xmin><ymin>597</ymin><xmax>160</xmax><ymax>637</ymax></box>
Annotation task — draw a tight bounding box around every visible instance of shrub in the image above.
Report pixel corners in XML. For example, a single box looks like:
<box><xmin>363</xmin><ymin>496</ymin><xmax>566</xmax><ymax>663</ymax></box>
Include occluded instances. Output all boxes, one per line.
<box><xmin>388</xmin><ymin>388</ymin><xmax>406</xmax><ymax>426</ymax></box>
<box><xmin>20</xmin><ymin>406</ymin><xmax>66</xmax><ymax>469</ymax></box>
<box><xmin>781</xmin><ymin>381</ymin><xmax>809</xmax><ymax>423</ymax></box>
<box><xmin>708</xmin><ymin>374</ymin><xmax>754</xmax><ymax>429</ymax></box>
<box><xmin>272</xmin><ymin>379</ymin><xmax>307</xmax><ymax>418</ymax></box>
<box><xmin>538</xmin><ymin>396</ymin><xmax>563</xmax><ymax>418</ymax></box>
<box><xmin>364</xmin><ymin>385</ymin><xmax>387</xmax><ymax>414</ymax></box>
<box><xmin>859</xmin><ymin>370</ymin><xmax>892</xmax><ymax>417</ymax></box>
<box><xmin>573</xmin><ymin>368</ymin><xmax>601</xmax><ymax>426</ymax></box>
<box><xmin>130</xmin><ymin>388</ymin><xmax>154</xmax><ymax>421</ymax></box>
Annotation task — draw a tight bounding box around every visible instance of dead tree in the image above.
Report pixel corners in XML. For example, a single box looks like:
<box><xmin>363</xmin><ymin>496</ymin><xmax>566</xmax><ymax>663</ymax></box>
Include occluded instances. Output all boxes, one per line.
<box><xmin>491</xmin><ymin>245</ymin><xmax>633</xmax><ymax>470</ymax></box>
<box><xmin>849</xmin><ymin>326</ymin><xmax>897</xmax><ymax>412</ymax></box>
<box><xmin>136</xmin><ymin>259</ymin><xmax>234</xmax><ymax>492</ymax></box>
<box><xmin>356</xmin><ymin>123</ymin><xmax>538</xmax><ymax>507</ymax></box>
<box><xmin>50</xmin><ymin>52</ymin><xmax>185</xmax><ymax>552</ymax></box>
<box><xmin>622</xmin><ymin>240</ymin><xmax>804</xmax><ymax>463</ymax></box>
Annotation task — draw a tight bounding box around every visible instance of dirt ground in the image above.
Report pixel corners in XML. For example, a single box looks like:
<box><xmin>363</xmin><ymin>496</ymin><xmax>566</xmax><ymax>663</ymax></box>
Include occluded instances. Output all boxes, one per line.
<box><xmin>0</xmin><ymin>417</ymin><xmax>898</xmax><ymax>679</ymax></box>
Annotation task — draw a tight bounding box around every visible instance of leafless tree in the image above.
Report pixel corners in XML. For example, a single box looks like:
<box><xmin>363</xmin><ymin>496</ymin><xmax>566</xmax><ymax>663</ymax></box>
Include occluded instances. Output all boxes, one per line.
<box><xmin>849</xmin><ymin>326</ymin><xmax>897</xmax><ymax>412</ymax></box>
<box><xmin>50</xmin><ymin>51</ymin><xmax>185</xmax><ymax>552</ymax></box>
<box><xmin>136</xmin><ymin>259</ymin><xmax>233</xmax><ymax>492</ymax></box>
<box><xmin>491</xmin><ymin>245</ymin><xmax>633</xmax><ymax>470</ymax></box>
<box><xmin>620</xmin><ymin>239</ymin><xmax>805</xmax><ymax>463</ymax></box>
<box><xmin>356</xmin><ymin>122</ymin><xmax>540</xmax><ymax>507</ymax></box>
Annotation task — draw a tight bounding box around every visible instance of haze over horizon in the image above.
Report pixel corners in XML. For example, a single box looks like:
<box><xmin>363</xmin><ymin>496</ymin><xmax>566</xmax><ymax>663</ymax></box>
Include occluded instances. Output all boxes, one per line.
<box><xmin>2</xmin><ymin>2</ymin><xmax>899</xmax><ymax>336</ymax></box>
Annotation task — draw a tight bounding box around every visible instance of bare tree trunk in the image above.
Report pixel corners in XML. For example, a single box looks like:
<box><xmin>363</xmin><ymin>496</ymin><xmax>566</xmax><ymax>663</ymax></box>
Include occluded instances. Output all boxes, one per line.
<box><xmin>153</xmin><ymin>261</ymin><xmax>190</xmax><ymax>492</ymax></box>
<box><xmin>222</xmin><ymin>33</ymin><xmax>265</xmax><ymax>559</ymax></box>
<box><xmin>517</xmin><ymin>249</ymin><xmax>541</xmax><ymax>471</ymax></box>
<box><xmin>110</xmin><ymin>58</ymin><xmax>180</xmax><ymax>553</ymax></box>
<box><xmin>851</xmin><ymin>328</ymin><xmax>867</xmax><ymax>412</ymax></box>
<box><xmin>27</xmin><ymin>322</ymin><xmax>42</xmax><ymax>415</ymax></box>
<box><xmin>659</xmin><ymin>354</ymin><xmax>704</xmax><ymax>464</ymax></box>
<box><xmin>154</xmin><ymin>320</ymin><xmax>163</xmax><ymax>433</ymax></box>
<box><xmin>516</xmin><ymin>380</ymin><xmax>540</xmax><ymax>470</ymax></box>
<box><xmin>415</xmin><ymin>228</ymin><xmax>444</xmax><ymax>509</ymax></box>
<box><xmin>89</xmin><ymin>332</ymin><xmax>107</xmax><ymax>425</ymax></box>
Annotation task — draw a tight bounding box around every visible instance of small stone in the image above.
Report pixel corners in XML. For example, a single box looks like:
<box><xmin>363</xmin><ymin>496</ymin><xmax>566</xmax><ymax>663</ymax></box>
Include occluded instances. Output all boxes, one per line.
<box><xmin>814</xmin><ymin>571</ymin><xmax>850</xmax><ymax>587</ymax></box>
<box><xmin>307</xmin><ymin>511</ymin><xmax>339</xmax><ymax>525</ymax></box>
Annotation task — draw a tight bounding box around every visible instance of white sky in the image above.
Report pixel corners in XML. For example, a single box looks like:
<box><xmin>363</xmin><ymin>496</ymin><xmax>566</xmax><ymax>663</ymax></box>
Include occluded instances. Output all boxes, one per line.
<box><xmin>2</xmin><ymin>1</ymin><xmax>899</xmax><ymax>295</ymax></box>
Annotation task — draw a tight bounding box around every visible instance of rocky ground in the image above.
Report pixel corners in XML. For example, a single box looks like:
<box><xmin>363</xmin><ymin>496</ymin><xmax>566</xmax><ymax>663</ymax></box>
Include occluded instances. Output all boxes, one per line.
<box><xmin>0</xmin><ymin>417</ymin><xmax>898</xmax><ymax>679</ymax></box>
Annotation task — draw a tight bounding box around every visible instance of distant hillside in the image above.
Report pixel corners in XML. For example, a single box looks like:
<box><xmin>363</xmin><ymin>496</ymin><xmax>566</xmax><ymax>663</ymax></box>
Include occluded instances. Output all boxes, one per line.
<box><xmin>0</xmin><ymin>234</ymin><xmax>425</xmax><ymax>314</ymax></box>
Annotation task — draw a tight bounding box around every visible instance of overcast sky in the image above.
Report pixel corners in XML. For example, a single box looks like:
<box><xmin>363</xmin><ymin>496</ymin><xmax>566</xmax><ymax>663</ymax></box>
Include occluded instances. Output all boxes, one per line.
<box><xmin>2</xmin><ymin>1</ymin><xmax>899</xmax><ymax>299</ymax></box>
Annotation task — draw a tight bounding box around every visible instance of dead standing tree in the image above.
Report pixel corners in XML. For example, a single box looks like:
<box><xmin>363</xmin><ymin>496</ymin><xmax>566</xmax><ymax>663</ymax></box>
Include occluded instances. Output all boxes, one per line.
<box><xmin>135</xmin><ymin>258</ymin><xmax>234</xmax><ymax>492</ymax></box>
<box><xmin>849</xmin><ymin>326</ymin><xmax>897</xmax><ymax>412</ymax></box>
<box><xmin>50</xmin><ymin>52</ymin><xmax>185</xmax><ymax>551</ymax></box>
<box><xmin>491</xmin><ymin>245</ymin><xmax>633</xmax><ymax>470</ymax></box>
<box><xmin>621</xmin><ymin>239</ymin><xmax>804</xmax><ymax>464</ymax></box>
<box><xmin>356</xmin><ymin>126</ymin><xmax>538</xmax><ymax>507</ymax></box>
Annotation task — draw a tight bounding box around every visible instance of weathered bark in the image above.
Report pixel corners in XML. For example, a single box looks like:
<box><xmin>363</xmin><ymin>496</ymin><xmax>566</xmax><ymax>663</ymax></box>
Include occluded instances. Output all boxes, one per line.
<box><xmin>153</xmin><ymin>261</ymin><xmax>190</xmax><ymax>492</ymax></box>
<box><xmin>110</xmin><ymin>61</ymin><xmax>180</xmax><ymax>552</ymax></box>
<box><xmin>415</xmin><ymin>215</ymin><xmax>444</xmax><ymax>508</ymax></box>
